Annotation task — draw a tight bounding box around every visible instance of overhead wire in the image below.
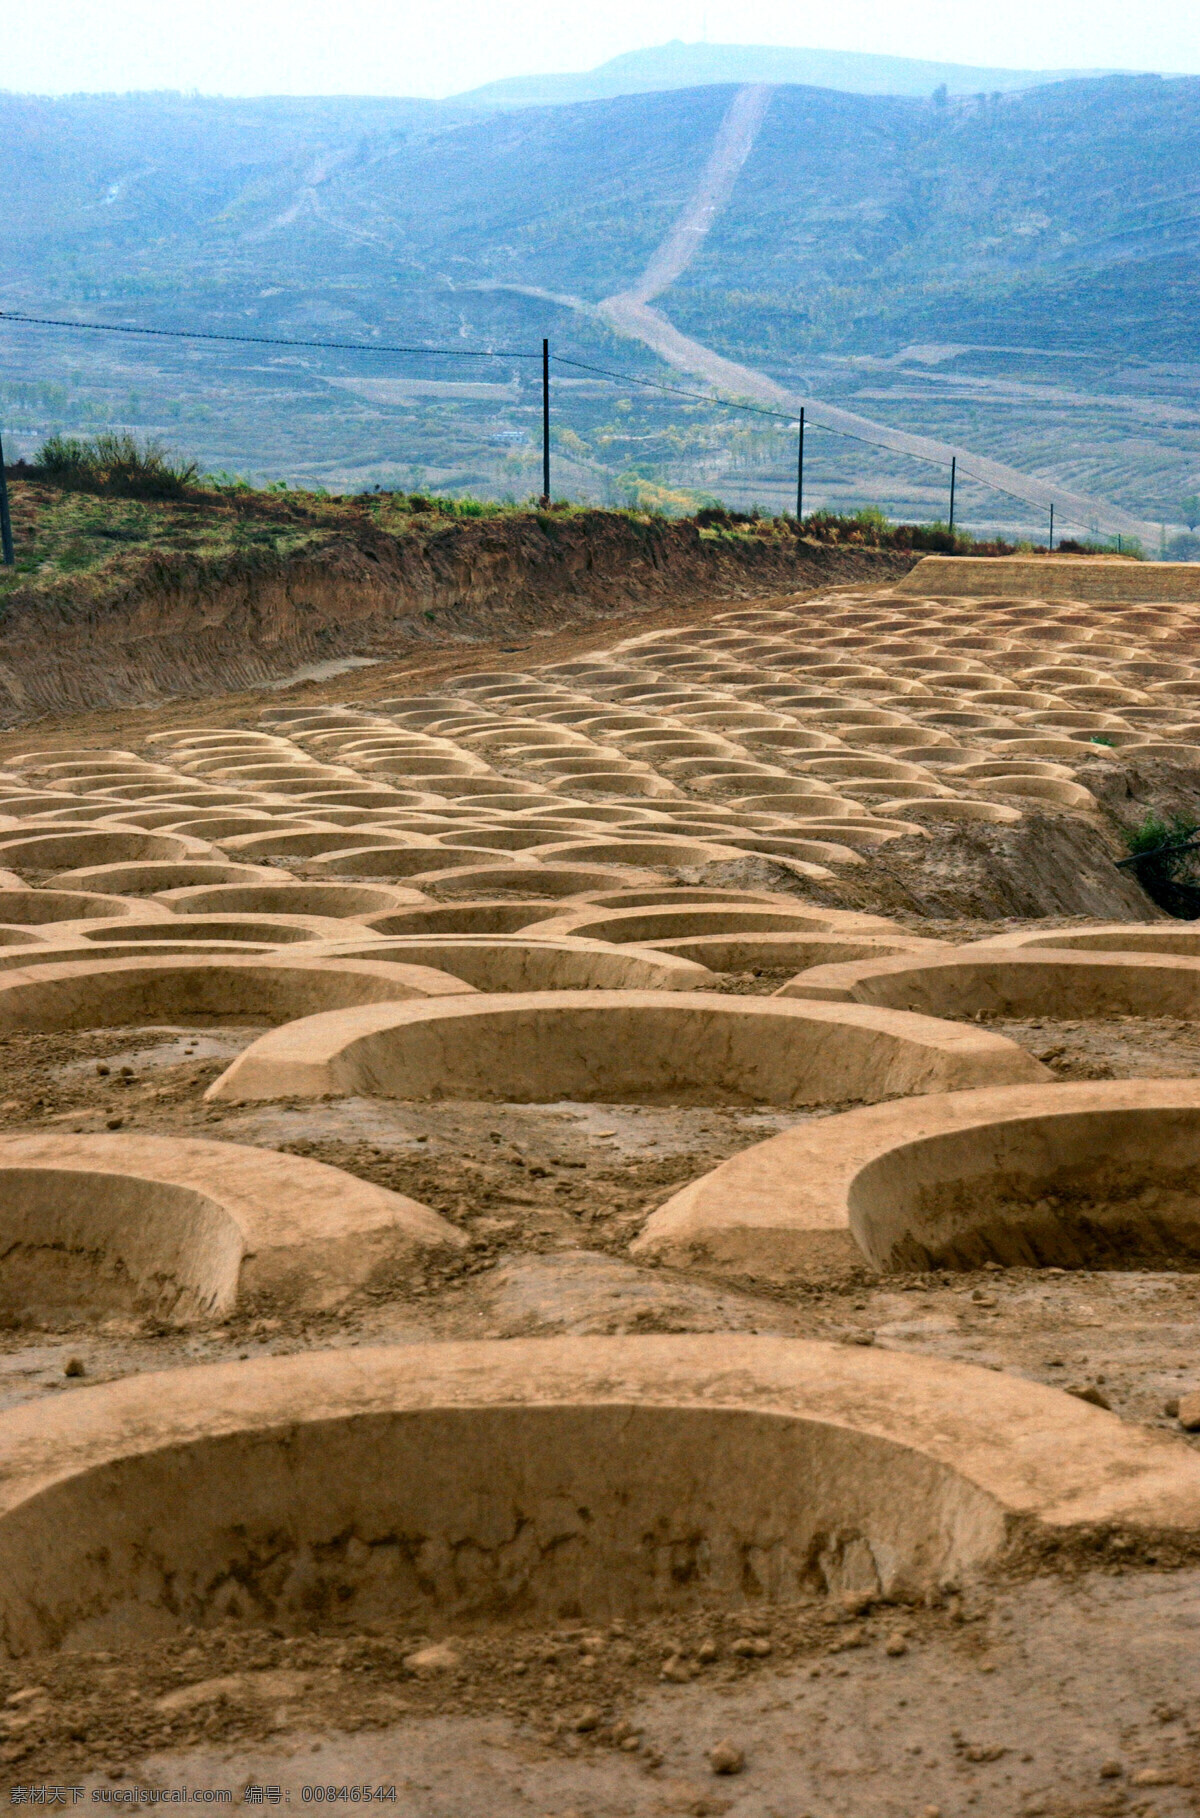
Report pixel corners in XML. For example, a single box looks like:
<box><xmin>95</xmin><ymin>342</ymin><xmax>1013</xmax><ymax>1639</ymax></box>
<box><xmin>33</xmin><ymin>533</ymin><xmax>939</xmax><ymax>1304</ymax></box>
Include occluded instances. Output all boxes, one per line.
<box><xmin>0</xmin><ymin>307</ymin><xmax>1109</xmax><ymax>535</ymax></box>
<box><xmin>551</xmin><ymin>351</ymin><xmax>1097</xmax><ymax>529</ymax></box>
<box><xmin>0</xmin><ymin>311</ymin><xmax>539</xmax><ymax>361</ymax></box>
<box><xmin>550</xmin><ymin>351</ymin><xmax>796</xmax><ymax>422</ymax></box>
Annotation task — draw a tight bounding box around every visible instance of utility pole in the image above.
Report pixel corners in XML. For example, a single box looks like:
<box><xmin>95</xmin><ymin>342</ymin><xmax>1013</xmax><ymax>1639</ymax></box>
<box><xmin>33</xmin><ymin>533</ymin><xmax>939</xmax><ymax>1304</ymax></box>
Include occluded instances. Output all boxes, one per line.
<box><xmin>0</xmin><ymin>428</ymin><xmax>13</xmax><ymax>567</ymax></box>
<box><xmin>1049</xmin><ymin>503</ymin><xmax>1055</xmax><ymax>551</ymax></box>
<box><xmin>795</xmin><ymin>408</ymin><xmax>805</xmax><ymax>522</ymax></box>
<box><xmin>541</xmin><ymin>339</ymin><xmax>550</xmax><ymax>506</ymax></box>
<box><xmin>948</xmin><ymin>456</ymin><xmax>956</xmax><ymax>534</ymax></box>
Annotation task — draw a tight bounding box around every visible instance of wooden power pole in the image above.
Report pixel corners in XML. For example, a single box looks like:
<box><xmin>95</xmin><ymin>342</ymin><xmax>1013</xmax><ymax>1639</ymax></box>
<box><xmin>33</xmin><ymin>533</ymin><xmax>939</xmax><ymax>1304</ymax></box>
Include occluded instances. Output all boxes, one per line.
<box><xmin>541</xmin><ymin>339</ymin><xmax>550</xmax><ymax>506</ymax></box>
<box><xmin>0</xmin><ymin>429</ymin><xmax>13</xmax><ymax>566</ymax></box>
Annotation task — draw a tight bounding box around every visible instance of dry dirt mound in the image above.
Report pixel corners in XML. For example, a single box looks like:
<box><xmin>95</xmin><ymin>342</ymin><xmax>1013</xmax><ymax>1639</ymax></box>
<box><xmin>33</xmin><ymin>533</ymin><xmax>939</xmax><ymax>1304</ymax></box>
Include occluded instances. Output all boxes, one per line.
<box><xmin>816</xmin><ymin>810</ymin><xmax>1157</xmax><ymax>922</ymax></box>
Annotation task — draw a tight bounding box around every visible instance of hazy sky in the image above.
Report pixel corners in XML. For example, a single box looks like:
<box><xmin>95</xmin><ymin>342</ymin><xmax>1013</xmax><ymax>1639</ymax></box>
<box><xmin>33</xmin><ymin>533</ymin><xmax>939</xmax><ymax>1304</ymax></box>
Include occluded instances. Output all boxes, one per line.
<box><xmin>6</xmin><ymin>0</ymin><xmax>1199</xmax><ymax>97</ymax></box>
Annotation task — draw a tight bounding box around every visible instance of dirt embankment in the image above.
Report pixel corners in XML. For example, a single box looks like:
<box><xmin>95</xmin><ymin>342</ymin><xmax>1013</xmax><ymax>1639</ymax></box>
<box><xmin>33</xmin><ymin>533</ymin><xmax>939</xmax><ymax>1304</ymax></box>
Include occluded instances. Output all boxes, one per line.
<box><xmin>0</xmin><ymin>508</ymin><xmax>914</xmax><ymax>724</ymax></box>
<box><xmin>808</xmin><ymin>810</ymin><xmax>1160</xmax><ymax>924</ymax></box>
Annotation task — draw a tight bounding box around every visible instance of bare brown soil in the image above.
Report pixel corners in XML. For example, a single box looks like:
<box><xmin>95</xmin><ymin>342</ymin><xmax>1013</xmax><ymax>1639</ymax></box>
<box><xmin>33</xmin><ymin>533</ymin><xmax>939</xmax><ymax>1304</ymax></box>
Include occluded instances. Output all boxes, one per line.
<box><xmin>0</xmin><ymin>579</ymin><xmax>875</xmax><ymax>764</ymax></box>
<box><xmin>4</xmin><ymin>583</ymin><xmax>1200</xmax><ymax>1809</ymax></box>
<box><xmin>0</xmin><ymin>483</ymin><xmax>914</xmax><ymax>725</ymax></box>
<box><xmin>6</xmin><ymin>1003</ymin><xmax>1200</xmax><ymax>1806</ymax></box>
<box><xmin>15</xmin><ymin>1571</ymin><xmax>1200</xmax><ymax>1817</ymax></box>
<box><xmin>794</xmin><ymin>815</ymin><xmax>1157</xmax><ymax>924</ymax></box>
<box><xmin>993</xmin><ymin>1015</ymin><xmax>1200</xmax><ymax>1083</ymax></box>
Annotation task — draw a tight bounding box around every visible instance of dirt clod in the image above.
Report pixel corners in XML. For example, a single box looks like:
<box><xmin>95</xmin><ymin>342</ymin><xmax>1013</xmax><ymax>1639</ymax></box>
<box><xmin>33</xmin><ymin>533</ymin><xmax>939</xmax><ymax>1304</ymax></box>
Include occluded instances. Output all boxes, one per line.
<box><xmin>708</xmin><ymin>1740</ymin><xmax>745</xmax><ymax>1775</ymax></box>
<box><xmin>403</xmin><ymin>1642</ymin><xmax>462</xmax><ymax>1675</ymax></box>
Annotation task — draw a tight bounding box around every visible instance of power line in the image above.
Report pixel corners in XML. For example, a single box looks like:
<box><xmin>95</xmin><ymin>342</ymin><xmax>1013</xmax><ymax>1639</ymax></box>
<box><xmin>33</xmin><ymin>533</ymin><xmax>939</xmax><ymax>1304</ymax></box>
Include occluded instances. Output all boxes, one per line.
<box><xmin>0</xmin><ymin>310</ymin><xmax>539</xmax><ymax>361</ymax></box>
<box><xmin>550</xmin><ymin>350</ymin><xmax>1097</xmax><ymax>530</ymax></box>
<box><xmin>0</xmin><ymin>306</ymin><xmax>1117</xmax><ymax>538</ymax></box>
<box><xmin>551</xmin><ymin>351</ymin><xmax>797</xmax><ymax>422</ymax></box>
<box><xmin>3</xmin><ymin>310</ymin><xmax>786</xmax><ymax>401</ymax></box>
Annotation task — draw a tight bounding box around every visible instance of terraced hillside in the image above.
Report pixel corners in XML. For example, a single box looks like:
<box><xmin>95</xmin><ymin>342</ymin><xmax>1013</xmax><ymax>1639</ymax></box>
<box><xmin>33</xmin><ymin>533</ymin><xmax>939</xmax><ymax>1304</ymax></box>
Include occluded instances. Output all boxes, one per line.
<box><xmin>2</xmin><ymin>558</ymin><xmax>1200</xmax><ymax>1807</ymax></box>
<box><xmin>3</xmin><ymin>76</ymin><xmax>1199</xmax><ymax>530</ymax></box>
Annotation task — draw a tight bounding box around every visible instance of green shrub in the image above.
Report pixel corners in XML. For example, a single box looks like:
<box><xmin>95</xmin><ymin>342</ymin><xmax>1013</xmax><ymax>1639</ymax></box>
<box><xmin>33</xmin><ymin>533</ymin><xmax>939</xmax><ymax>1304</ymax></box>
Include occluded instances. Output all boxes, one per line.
<box><xmin>203</xmin><ymin>469</ymin><xmax>253</xmax><ymax>492</ymax></box>
<box><xmin>793</xmin><ymin>511</ymin><xmax>975</xmax><ymax>553</ymax></box>
<box><xmin>34</xmin><ymin>433</ymin><xmax>198</xmax><ymax>499</ymax></box>
<box><xmin>1123</xmin><ymin>811</ymin><xmax>1196</xmax><ymax>859</ymax></box>
<box><xmin>1122</xmin><ymin>812</ymin><xmax>1200</xmax><ymax>919</ymax></box>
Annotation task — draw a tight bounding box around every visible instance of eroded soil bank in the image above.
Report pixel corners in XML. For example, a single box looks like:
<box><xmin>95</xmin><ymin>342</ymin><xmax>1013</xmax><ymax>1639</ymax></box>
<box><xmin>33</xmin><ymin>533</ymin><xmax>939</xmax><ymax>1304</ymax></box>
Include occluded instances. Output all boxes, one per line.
<box><xmin>0</xmin><ymin>486</ymin><xmax>914</xmax><ymax>722</ymax></box>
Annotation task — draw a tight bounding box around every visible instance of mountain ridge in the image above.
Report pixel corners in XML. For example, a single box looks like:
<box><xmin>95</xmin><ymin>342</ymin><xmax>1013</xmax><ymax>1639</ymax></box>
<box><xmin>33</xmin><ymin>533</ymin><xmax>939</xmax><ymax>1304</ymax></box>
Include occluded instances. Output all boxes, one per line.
<box><xmin>454</xmin><ymin>39</ymin><xmax>1131</xmax><ymax>108</ymax></box>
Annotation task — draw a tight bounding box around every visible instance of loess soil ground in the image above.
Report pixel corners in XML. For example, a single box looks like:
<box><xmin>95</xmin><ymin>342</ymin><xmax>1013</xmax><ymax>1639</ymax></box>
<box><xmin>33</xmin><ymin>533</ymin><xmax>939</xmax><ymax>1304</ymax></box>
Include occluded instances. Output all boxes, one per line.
<box><xmin>2</xmin><ymin>565</ymin><xmax>1200</xmax><ymax>1815</ymax></box>
<box><xmin>5</xmin><ymin>998</ymin><xmax>1200</xmax><ymax>1812</ymax></box>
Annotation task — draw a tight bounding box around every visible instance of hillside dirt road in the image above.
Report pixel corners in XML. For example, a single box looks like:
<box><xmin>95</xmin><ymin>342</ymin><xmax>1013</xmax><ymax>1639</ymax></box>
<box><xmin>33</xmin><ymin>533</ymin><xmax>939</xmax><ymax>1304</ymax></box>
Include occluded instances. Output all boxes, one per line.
<box><xmin>594</xmin><ymin>87</ymin><xmax>1153</xmax><ymax>545</ymax></box>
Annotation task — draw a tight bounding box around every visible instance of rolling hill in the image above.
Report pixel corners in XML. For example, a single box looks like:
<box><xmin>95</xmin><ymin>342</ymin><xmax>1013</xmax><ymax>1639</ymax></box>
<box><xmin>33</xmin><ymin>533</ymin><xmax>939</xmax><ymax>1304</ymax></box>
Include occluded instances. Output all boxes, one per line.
<box><xmin>0</xmin><ymin>74</ymin><xmax>1197</xmax><ymax>535</ymax></box>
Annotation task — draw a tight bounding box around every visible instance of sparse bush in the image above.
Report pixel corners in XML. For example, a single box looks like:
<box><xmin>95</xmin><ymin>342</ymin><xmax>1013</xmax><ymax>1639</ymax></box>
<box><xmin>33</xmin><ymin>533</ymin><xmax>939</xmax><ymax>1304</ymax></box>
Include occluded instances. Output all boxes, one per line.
<box><xmin>620</xmin><ymin>474</ymin><xmax>716</xmax><ymax>515</ymax></box>
<box><xmin>33</xmin><ymin>433</ymin><xmax>198</xmax><ymax>500</ymax></box>
<box><xmin>896</xmin><ymin>519</ymin><xmax>974</xmax><ymax>554</ymax></box>
<box><xmin>1124</xmin><ymin>811</ymin><xmax>1195</xmax><ymax>859</ymax></box>
<box><xmin>1056</xmin><ymin>536</ymin><xmax>1144</xmax><ymax>559</ymax></box>
<box><xmin>695</xmin><ymin>504</ymin><xmax>756</xmax><ymax>529</ymax></box>
<box><xmin>795</xmin><ymin>512</ymin><xmax>977</xmax><ymax>553</ymax></box>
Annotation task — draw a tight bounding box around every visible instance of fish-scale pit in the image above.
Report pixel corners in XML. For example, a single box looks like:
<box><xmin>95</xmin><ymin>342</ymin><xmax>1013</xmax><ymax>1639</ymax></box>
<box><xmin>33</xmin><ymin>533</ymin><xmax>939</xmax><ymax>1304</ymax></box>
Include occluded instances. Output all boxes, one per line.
<box><xmin>3</xmin><ymin>563</ymin><xmax>1200</xmax><ymax>1803</ymax></box>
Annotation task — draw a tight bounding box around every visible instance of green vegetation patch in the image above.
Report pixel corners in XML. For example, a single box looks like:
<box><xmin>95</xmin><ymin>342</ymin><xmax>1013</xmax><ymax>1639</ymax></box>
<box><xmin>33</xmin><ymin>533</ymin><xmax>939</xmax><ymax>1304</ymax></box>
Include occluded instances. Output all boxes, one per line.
<box><xmin>0</xmin><ymin>480</ymin><xmax>330</xmax><ymax>600</ymax></box>
<box><xmin>33</xmin><ymin>433</ymin><xmax>199</xmax><ymax>500</ymax></box>
<box><xmin>1122</xmin><ymin>812</ymin><xmax>1200</xmax><ymax>920</ymax></box>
